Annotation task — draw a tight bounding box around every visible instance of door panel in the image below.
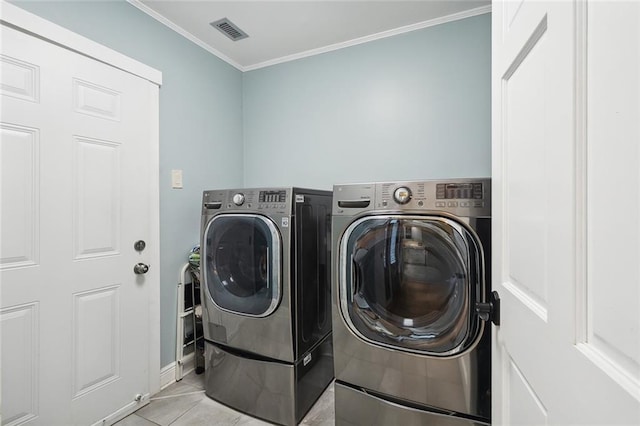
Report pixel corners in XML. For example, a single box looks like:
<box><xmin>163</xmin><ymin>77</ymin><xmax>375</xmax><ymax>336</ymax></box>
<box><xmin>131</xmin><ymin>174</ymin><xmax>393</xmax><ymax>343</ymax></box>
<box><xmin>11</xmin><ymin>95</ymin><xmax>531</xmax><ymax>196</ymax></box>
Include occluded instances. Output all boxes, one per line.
<box><xmin>72</xmin><ymin>286</ymin><xmax>120</xmax><ymax>398</ymax></box>
<box><xmin>1</xmin><ymin>303</ymin><xmax>39</xmax><ymax>425</ymax></box>
<box><xmin>583</xmin><ymin>0</ymin><xmax>640</xmax><ymax>395</ymax></box>
<box><xmin>1</xmin><ymin>22</ymin><xmax>157</xmax><ymax>425</ymax></box>
<box><xmin>73</xmin><ymin>136</ymin><xmax>121</xmax><ymax>259</ymax></box>
<box><xmin>503</xmin><ymin>14</ymin><xmax>550</xmax><ymax>319</ymax></box>
<box><xmin>0</xmin><ymin>123</ymin><xmax>39</xmax><ymax>268</ymax></box>
<box><xmin>493</xmin><ymin>1</ymin><xmax>574</xmax><ymax>423</ymax></box>
<box><xmin>492</xmin><ymin>1</ymin><xmax>640</xmax><ymax>424</ymax></box>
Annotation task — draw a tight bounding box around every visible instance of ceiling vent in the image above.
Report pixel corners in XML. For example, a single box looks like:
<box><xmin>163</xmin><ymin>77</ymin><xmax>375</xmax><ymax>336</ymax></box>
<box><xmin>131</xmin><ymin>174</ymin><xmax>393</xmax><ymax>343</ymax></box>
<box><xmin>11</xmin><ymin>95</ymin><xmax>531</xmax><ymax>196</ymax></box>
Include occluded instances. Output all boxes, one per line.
<box><xmin>210</xmin><ymin>18</ymin><xmax>249</xmax><ymax>41</ymax></box>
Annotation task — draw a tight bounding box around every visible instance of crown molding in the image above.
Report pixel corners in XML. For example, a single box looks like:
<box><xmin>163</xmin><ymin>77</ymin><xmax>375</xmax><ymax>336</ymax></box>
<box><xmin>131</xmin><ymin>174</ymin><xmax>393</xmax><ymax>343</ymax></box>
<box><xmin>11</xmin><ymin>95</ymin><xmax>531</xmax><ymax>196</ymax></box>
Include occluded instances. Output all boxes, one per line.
<box><xmin>127</xmin><ymin>1</ymin><xmax>491</xmax><ymax>73</ymax></box>
<box><xmin>126</xmin><ymin>0</ymin><xmax>245</xmax><ymax>71</ymax></box>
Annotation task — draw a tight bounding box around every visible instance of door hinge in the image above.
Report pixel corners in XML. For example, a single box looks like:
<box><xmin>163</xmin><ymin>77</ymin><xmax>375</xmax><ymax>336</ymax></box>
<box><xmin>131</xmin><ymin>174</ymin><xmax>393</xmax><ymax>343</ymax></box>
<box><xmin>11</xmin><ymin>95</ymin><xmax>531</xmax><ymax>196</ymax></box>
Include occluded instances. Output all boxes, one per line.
<box><xmin>475</xmin><ymin>290</ymin><xmax>500</xmax><ymax>326</ymax></box>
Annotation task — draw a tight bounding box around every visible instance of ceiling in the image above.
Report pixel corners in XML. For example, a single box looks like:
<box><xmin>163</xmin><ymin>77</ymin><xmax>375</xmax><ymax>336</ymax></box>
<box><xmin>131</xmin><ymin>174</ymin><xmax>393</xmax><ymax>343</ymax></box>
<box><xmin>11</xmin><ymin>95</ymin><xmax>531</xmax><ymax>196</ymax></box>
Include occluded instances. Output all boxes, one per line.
<box><xmin>130</xmin><ymin>0</ymin><xmax>491</xmax><ymax>71</ymax></box>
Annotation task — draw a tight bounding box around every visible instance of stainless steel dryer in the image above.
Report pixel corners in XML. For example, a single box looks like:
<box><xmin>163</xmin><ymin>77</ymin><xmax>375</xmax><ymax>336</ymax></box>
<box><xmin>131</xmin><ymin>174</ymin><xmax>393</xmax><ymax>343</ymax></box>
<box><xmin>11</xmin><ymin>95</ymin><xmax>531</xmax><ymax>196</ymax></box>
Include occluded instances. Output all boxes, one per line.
<box><xmin>332</xmin><ymin>179</ymin><xmax>497</xmax><ymax>426</ymax></box>
<box><xmin>200</xmin><ymin>187</ymin><xmax>334</xmax><ymax>426</ymax></box>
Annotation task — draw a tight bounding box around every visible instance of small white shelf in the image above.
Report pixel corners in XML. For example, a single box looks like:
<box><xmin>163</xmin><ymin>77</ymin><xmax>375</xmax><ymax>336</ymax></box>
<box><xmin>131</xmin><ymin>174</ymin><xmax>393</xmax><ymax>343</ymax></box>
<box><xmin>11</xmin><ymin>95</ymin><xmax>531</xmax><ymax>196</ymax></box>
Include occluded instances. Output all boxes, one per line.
<box><xmin>175</xmin><ymin>263</ymin><xmax>204</xmax><ymax>380</ymax></box>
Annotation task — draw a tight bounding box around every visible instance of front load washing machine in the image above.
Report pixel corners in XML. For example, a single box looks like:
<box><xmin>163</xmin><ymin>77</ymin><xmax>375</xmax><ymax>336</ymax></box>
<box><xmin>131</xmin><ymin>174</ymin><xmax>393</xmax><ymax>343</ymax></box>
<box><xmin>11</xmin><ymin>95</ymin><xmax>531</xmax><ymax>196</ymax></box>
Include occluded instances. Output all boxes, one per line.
<box><xmin>200</xmin><ymin>187</ymin><xmax>334</xmax><ymax>426</ymax></box>
<box><xmin>332</xmin><ymin>179</ymin><xmax>497</xmax><ymax>426</ymax></box>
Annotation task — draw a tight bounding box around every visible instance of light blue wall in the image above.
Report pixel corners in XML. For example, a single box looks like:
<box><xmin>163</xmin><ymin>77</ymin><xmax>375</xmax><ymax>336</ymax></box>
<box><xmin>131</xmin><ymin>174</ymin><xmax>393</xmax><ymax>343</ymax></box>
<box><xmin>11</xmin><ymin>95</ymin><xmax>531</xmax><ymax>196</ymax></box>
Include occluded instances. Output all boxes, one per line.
<box><xmin>9</xmin><ymin>2</ymin><xmax>490</xmax><ymax>370</ymax></box>
<box><xmin>12</xmin><ymin>1</ymin><xmax>244</xmax><ymax>367</ymax></box>
<box><xmin>242</xmin><ymin>14</ymin><xmax>491</xmax><ymax>189</ymax></box>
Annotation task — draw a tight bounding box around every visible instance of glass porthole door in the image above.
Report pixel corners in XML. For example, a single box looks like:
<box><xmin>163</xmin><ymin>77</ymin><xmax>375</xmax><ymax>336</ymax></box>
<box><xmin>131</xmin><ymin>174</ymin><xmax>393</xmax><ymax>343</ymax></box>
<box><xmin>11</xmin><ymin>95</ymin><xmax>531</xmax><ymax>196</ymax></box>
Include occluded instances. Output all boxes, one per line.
<box><xmin>340</xmin><ymin>215</ymin><xmax>484</xmax><ymax>356</ymax></box>
<box><xmin>203</xmin><ymin>214</ymin><xmax>281</xmax><ymax>317</ymax></box>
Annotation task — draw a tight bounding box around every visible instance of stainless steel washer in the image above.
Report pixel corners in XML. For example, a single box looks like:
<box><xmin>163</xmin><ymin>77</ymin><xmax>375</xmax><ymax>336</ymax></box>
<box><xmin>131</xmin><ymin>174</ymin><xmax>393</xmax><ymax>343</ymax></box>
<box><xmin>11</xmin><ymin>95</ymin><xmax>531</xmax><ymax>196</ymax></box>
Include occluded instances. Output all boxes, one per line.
<box><xmin>201</xmin><ymin>187</ymin><xmax>334</xmax><ymax>426</ymax></box>
<box><xmin>332</xmin><ymin>179</ymin><xmax>495</xmax><ymax>425</ymax></box>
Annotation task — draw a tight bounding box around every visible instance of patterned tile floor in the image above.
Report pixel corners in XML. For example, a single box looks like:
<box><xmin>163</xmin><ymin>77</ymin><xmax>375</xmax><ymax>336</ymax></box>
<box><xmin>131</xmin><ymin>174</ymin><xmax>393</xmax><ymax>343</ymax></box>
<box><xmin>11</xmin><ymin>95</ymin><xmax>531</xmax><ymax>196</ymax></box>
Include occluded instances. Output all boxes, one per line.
<box><xmin>114</xmin><ymin>371</ymin><xmax>335</xmax><ymax>426</ymax></box>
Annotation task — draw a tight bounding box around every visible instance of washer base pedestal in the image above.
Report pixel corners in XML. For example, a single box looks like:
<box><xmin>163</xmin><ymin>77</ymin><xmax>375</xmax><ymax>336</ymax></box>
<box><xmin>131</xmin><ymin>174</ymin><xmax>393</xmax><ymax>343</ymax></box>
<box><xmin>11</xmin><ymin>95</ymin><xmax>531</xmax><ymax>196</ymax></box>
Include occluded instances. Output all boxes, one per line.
<box><xmin>204</xmin><ymin>334</ymin><xmax>333</xmax><ymax>426</ymax></box>
<box><xmin>335</xmin><ymin>381</ymin><xmax>489</xmax><ymax>426</ymax></box>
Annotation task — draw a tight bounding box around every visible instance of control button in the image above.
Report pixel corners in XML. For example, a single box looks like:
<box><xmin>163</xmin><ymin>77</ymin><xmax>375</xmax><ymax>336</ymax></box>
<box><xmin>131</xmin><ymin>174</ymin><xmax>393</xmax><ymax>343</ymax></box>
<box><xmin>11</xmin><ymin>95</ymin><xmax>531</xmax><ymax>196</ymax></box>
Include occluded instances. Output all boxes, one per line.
<box><xmin>393</xmin><ymin>187</ymin><xmax>412</xmax><ymax>204</ymax></box>
<box><xmin>247</xmin><ymin>203</ymin><xmax>252</xmax><ymax>208</ymax></box>
<box><xmin>474</xmin><ymin>201</ymin><xmax>485</xmax><ymax>208</ymax></box>
<box><xmin>448</xmin><ymin>201</ymin><xmax>458</xmax><ymax>207</ymax></box>
<box><xmin>435</xmin><ymin>201</ymin><xmax>446</xmax><ymax>208</ymax></box>
<box><xmin>417</xmin><ymin>200</ymin><xmax>424</xmax><ymax>207</ymax></box>
<box><xmin>382</xmin><ymin>200</ymin><xmax>388</xmax><ymax>207</ymax></box>
<box><xmin>232</xmin><ymin>193</ymin><xmax>245</xmax><ymax>206</ymax></box>
<box><xmin>280</xmin><ymin>204</ymin><xmax>285</xmax><ymax>208</ymax></box>
<box><xmin>460</xmin><ymin>201</ymin><xmax>471</xmax><ymax>207</ymax></box>
<box><xmin>227</xmin><ymin>203</ymin><xmax>232</xmax><ymax>208</ymax></box>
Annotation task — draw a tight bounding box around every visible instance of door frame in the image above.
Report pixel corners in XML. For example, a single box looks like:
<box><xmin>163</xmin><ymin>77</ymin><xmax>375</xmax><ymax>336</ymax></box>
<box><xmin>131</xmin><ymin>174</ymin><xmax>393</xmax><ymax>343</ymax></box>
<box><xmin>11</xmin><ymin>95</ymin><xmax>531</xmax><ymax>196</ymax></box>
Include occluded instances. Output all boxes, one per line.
<box><xmin>1</xmin><ymin>0</ymin><xmax>163</xmax><ymax>397</ymax></box>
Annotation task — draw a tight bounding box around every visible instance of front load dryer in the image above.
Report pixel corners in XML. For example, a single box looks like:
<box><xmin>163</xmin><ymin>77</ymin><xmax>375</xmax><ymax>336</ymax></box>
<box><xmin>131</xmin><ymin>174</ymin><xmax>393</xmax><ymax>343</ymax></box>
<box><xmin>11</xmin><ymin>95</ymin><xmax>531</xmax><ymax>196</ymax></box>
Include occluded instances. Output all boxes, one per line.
<box><xmin>200</xmin><ymin>187</ymin><xmax>334</xmax><ymax>426</ymax></box>
<box><xmin>332</xmin><ymin>179</ymin><xmax>495</xmax><ymax>426</ymax></box>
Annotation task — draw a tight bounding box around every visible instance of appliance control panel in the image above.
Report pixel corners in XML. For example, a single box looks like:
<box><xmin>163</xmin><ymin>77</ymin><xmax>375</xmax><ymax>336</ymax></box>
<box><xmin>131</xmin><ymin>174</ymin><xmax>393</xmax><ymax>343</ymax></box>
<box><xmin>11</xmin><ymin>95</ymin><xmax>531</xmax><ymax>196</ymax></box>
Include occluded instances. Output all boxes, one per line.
<box><xmin>436</xmin><ymin>182</ymin><xmax>484</xmax><ymax>200</ymax></box>
<box><xmin>257</xmin><ymin>190</ymin><xmax>287</xmax><ymax>211</ymax></box>
<box><xmin>203</xmin><ymin>188</ymin><xmax>290</xmax><ymax>214</ymax></box>
<box><xmin>379</xmin><ymin>182</ymin><xmax>427</xmax><ymax>209</ymax></box>
<box><xmin>332</xmin><ymin>179</ymin><xmax>491</xmax><ymax>217</ymax></box>
<box><xmin>375</xmin><ymin>179</ymin><xmax>491</xmax><ymax>217</ymax></box>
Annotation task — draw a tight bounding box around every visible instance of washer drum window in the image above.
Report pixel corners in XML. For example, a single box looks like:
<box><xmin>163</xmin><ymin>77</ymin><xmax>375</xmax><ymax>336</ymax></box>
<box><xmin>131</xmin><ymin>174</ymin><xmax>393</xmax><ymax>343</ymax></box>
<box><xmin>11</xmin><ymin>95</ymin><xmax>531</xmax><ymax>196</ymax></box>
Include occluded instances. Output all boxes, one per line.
<box><xmin>340</xmin><ymin>215</ymin><xmax>484</xmax><ymax>355</ymax></box>
<box><xmin>203</xmin><ymin>214</ymin><xmax>281</xmax><ymax>317</ymax></box>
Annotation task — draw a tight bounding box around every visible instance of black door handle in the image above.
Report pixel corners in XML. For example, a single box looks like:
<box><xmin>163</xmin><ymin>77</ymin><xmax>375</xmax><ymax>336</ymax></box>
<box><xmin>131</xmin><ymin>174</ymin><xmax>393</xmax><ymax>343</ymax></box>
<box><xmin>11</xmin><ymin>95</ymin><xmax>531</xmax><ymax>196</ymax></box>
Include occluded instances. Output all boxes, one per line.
<box><xmin>475</xmin><ymin>290</ymin><xmax>500</xmax><ymax>326</ymax></box>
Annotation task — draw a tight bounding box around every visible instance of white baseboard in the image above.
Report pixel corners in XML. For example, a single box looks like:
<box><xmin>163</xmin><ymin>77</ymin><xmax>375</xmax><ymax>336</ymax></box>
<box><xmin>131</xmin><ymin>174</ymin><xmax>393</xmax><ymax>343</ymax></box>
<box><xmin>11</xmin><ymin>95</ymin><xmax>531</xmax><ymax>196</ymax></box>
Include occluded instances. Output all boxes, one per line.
<box><xmin>160</xmin><ymin>362</ymin><xmax>176</xmax><ymax>390</ymax></box>
<box><xmin>160</xmin><ymin>353</ymin><xmax>196</xmax><ymax>390</ymax></box>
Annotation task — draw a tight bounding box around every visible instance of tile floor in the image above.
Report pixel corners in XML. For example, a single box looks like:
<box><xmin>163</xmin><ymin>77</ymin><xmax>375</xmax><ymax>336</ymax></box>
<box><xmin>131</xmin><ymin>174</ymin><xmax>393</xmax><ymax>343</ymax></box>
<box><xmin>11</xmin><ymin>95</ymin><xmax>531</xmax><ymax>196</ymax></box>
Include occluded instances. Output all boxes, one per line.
<box><xmin>114</xmin><ymin>371</ymin><xmax>335</xmax><ymax>426</ymax></box>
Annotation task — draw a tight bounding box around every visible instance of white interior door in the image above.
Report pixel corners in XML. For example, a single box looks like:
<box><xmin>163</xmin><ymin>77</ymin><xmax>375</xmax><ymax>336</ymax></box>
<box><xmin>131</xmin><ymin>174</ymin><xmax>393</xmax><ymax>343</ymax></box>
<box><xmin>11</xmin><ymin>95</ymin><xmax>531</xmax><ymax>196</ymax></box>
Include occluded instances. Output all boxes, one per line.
<box><xmin>492</xmin><ymin>0</ymin><xmax>640</xmax><ymax>424</ymax></box>
<box><xmin>1</xmin><ymin>17</ymin><xmax>159</xmax><ymax>426</ymax></box>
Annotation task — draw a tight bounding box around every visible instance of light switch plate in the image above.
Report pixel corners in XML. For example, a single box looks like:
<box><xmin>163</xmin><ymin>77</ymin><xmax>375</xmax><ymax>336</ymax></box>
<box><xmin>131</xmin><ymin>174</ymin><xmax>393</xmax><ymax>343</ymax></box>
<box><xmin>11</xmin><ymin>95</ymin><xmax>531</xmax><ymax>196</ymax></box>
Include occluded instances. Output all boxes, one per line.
<box><xmin>171</xmin><ymin>169</ymin><xmax>183</xmax><ymax>189</ymax></box>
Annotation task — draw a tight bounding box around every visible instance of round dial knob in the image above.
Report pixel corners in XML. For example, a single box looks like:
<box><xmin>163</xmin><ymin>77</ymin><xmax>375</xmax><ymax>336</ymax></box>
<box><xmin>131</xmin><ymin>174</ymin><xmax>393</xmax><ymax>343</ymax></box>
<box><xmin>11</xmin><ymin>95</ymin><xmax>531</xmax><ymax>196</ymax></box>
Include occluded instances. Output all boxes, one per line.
<box><xmin>393</xmin><ymin>187</ymin><xmax>412</xmax><ymax>205</ymax></box>
<box><xmin>232</xmin><ymin>193</ymin><xmax>245</xmax><ymax>206</ymax></box>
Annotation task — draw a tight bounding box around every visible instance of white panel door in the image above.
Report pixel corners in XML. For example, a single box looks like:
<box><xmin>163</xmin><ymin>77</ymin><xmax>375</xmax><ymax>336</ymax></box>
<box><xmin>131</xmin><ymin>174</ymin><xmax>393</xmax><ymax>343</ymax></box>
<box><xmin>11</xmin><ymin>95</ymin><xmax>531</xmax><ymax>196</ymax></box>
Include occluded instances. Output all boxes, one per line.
<box><xmin>492</xmin><ymin>0</ymin><xmax>640</xmax><ymax>424</ymax></box>
<box><xmin>1</xmin><ymin>22</ymin><xmax>158</xmax><ymax>426</ymax></box>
